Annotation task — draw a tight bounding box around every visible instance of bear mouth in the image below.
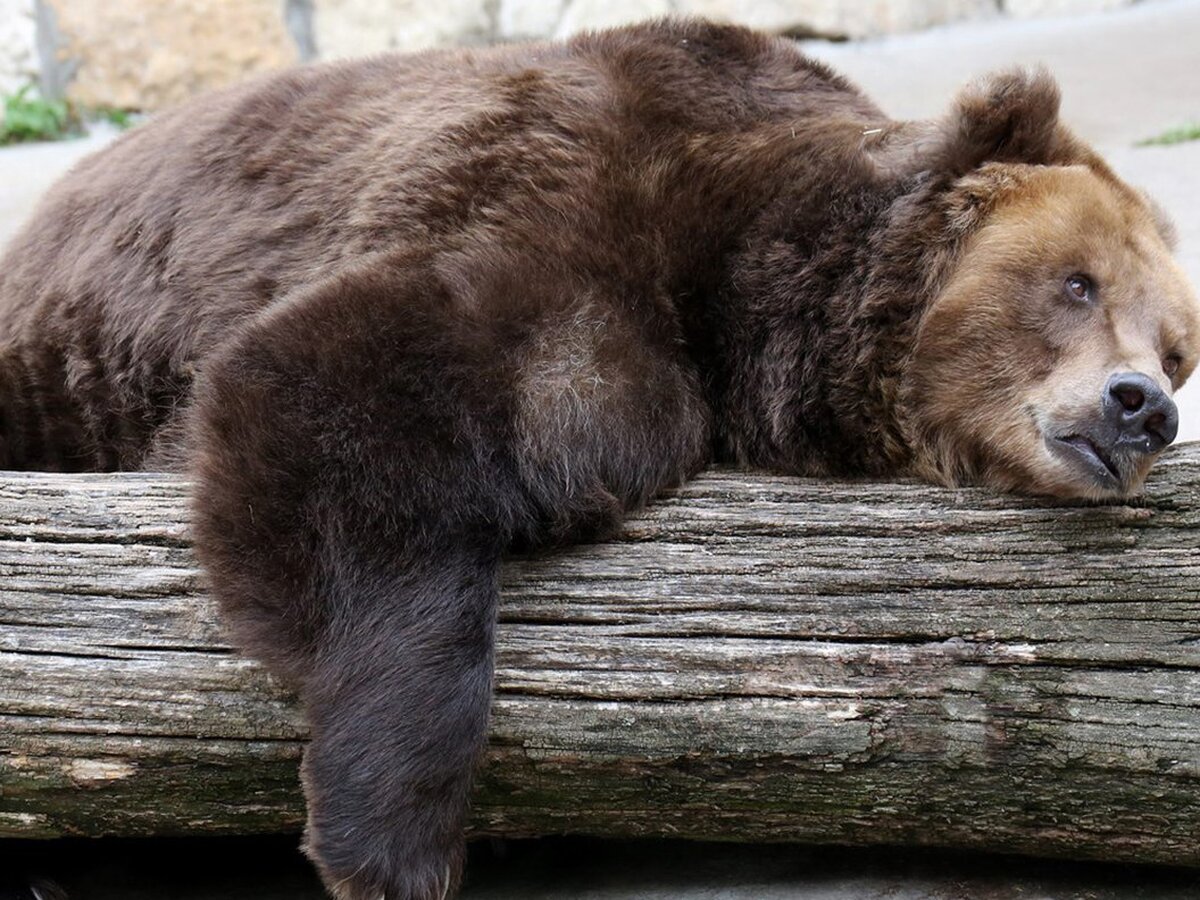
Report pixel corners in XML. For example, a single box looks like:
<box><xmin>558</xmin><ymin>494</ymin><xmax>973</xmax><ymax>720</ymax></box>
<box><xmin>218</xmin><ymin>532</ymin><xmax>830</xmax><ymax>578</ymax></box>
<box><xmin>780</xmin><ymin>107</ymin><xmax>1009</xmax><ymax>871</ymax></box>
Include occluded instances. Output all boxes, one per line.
<box><xmin>1049</xmin><ymin>433</ymin><xmax>1123</xmax><ymax>489</ymax></box>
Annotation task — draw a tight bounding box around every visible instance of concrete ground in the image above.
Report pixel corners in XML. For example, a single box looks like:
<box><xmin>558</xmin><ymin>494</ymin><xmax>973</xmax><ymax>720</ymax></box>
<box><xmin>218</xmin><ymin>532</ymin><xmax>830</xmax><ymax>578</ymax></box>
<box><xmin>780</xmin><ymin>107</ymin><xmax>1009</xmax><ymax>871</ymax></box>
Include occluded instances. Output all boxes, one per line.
<box><xmin>3</xmin><ymin>2</ymin><xmax>1200</xmax><ymax>898</ymax></box>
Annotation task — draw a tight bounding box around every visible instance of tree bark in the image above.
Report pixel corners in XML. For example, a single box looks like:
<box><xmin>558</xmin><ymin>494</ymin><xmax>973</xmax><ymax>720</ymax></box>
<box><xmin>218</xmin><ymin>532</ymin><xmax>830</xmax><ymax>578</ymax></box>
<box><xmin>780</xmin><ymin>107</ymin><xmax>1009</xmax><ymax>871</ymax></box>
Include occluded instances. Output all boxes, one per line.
<box><xmin>2</xmin><ymin>446</ymin><xmax>1199</xmax><ymax>867</ymax></box>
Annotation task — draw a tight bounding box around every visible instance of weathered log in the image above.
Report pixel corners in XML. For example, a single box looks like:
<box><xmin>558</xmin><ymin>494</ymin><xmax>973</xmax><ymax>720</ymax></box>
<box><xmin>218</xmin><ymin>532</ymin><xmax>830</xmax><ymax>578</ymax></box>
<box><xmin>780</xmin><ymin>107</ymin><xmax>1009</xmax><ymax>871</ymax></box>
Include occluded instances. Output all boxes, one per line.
<box><xmin>2</xmin><ymin>445</ymin><xmax>1200</xmax><ymax>867</ymax></box>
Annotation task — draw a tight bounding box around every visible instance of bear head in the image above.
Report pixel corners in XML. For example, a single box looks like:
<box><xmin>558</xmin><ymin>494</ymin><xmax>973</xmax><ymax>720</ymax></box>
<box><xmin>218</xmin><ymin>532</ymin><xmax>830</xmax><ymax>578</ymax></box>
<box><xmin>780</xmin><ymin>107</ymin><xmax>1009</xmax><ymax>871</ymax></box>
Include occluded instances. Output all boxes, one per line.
<box><xmin>893</xmin><ymin>71</ymin><xmax>1200</xmax><ymax>499</ymax></box>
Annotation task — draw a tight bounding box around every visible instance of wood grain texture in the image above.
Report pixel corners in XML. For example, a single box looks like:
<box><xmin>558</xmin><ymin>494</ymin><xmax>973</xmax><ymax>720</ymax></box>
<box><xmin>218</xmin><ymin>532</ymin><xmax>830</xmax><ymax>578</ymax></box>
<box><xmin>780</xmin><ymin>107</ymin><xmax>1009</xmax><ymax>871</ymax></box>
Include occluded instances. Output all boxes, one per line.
<box><xmin>2</xmin><ymin>444</ymin><xmax>1199</xmax><ymax>866</ymax></box>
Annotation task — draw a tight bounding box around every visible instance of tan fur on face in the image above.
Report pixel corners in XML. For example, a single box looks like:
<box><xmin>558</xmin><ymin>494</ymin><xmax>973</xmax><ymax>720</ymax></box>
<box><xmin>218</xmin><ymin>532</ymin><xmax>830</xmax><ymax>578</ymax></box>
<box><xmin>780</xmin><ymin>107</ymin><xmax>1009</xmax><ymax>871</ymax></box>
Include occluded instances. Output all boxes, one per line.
<box><xmin>906</xmin><ymin>163</ymin><xmax>1200</xmax><ymax>498</ymax></box>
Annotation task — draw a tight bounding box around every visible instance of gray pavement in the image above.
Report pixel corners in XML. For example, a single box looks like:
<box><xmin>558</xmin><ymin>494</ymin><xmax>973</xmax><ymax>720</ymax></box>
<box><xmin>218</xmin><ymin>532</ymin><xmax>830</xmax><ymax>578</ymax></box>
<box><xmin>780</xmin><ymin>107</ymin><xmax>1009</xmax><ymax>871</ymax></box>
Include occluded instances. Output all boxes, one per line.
<box><xmin>3</xmin><ymin>3</ymin><xmax>1200</xmax><ymax>898</ymax></box>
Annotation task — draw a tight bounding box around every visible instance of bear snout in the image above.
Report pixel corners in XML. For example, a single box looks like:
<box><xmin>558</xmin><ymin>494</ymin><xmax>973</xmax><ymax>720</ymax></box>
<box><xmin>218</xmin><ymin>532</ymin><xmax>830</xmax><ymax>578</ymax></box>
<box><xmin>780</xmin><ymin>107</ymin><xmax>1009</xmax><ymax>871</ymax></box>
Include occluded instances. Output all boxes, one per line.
<box><xmin>1044</xmin><ymin>372</ymin><xmax>1179</xmax><ymax>494</ymax></box>
<box><xmin>1103</xmin><ymin>372</ymin><xmax>1179</xmax><ymax>455</ymax></box>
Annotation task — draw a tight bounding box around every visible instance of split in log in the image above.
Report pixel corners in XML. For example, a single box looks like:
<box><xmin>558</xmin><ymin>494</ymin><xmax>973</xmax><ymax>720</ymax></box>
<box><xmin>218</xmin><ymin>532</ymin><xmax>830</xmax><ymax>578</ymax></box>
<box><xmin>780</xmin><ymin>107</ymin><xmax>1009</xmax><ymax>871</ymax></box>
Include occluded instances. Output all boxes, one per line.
<box><xmin>2</xmin><ymin>445</ymin><xmax>1200</xmax><ymax>867</ymax></box>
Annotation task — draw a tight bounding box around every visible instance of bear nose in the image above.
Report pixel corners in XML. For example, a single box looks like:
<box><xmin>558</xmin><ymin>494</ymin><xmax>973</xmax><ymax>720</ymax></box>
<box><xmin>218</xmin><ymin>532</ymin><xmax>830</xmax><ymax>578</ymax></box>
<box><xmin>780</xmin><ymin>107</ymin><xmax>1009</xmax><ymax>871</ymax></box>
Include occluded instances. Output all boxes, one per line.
<box><xmin>1104</xmin><ymin>372</ymin><xmax>1178</xmax><ymax>453</ymax></box>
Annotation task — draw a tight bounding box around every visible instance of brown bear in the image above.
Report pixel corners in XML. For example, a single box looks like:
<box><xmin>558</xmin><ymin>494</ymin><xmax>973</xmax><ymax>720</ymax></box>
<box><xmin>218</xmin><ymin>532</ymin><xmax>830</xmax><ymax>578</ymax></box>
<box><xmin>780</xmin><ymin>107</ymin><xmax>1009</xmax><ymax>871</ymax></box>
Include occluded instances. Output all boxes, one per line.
<box><xmin>1</xmin><ymin>17</ymin><xmax>1197</xmax><ymax>900</ymax></box>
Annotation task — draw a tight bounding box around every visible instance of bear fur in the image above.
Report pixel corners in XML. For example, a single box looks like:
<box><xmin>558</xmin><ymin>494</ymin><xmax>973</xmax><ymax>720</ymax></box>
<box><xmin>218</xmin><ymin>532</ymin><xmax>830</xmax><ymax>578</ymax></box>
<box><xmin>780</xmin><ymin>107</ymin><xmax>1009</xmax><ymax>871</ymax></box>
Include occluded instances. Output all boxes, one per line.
<box><xmin>1</xmin><ymin>18</ymin><xmax>1197</xmax><ymax>900</ymax></box>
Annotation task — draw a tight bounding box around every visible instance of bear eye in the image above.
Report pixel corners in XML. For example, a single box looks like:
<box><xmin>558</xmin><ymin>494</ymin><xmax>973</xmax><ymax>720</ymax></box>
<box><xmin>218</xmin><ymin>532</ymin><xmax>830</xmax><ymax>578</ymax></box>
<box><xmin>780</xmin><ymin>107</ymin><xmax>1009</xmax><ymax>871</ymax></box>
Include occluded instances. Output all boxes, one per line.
<box><xmin>1164</xmin><ymin>354</ymin><xmax>1182</xmax><ymax>379</ymax></box>
<box><xmin>1063</xmin><ymin>274</ymin><xmax>1093</xmax><ymax>303</ymax></box>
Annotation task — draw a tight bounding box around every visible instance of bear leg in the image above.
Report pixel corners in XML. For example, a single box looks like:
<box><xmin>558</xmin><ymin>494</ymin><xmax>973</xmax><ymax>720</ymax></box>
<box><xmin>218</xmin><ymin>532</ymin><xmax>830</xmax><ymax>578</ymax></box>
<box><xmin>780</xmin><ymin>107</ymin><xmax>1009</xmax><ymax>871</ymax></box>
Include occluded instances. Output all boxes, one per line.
<box><xmin>298</xmin><ymin>546</ymin><xmax>500</xmax><ymax>900</ymax></box>
<box><xmin>190</xmin><ymin>252</ymin><xmax>709</xmax><ymax>898</ymax></box>
<box><xmin>190</xmin><ymin>260</ymin><xmax>532</xmax><ymax>898</ymax></box>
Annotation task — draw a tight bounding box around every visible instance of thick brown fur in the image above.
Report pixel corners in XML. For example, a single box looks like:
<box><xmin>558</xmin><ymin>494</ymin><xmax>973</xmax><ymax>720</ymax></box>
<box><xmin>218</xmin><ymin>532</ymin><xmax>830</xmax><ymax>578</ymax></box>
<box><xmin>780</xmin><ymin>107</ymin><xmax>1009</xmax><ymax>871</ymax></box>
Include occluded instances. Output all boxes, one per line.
<box><xmin>1</xmin><ymin>19</ymin><xmax>1197</xmax><ymax>900</ymax></box>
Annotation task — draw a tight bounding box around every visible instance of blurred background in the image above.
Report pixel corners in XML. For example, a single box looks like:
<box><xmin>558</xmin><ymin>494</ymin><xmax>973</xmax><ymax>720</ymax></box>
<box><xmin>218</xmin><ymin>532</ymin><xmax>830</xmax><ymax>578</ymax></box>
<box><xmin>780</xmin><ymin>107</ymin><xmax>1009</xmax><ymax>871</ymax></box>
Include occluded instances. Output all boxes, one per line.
<box><xmin>2</xmin><ymin>1</ymin><xmax>1199</xmax><ymax>897</ymax></box>
<box><xmin>0</xmin><ymin>0</ymin><xmax>1176</xmax><ymax>110</ymax></box>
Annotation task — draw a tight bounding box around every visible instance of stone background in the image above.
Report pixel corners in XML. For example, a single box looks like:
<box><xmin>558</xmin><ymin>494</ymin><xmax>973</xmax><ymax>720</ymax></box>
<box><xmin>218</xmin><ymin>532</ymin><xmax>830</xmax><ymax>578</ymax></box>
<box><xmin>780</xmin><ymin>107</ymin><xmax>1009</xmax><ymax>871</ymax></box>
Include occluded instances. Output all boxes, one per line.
<box><xmin>0</xmin><ymin>0</ymin><xmax>1148</xmax><ymax>111</ymax></box>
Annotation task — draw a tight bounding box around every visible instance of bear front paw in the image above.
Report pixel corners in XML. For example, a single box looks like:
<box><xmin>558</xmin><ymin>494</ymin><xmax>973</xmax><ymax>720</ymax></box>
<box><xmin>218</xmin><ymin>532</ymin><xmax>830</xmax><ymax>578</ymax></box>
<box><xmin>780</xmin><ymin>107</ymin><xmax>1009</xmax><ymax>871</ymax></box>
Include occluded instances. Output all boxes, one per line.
<box><xmin>321</xmin><ymin>865</ymin><xmax>454</xmax><ymax>900</ymax></box>
<box><xmin>304</xmin><ymin>811</ymin><xmax>464</xmax><ymax>900</ymax></box>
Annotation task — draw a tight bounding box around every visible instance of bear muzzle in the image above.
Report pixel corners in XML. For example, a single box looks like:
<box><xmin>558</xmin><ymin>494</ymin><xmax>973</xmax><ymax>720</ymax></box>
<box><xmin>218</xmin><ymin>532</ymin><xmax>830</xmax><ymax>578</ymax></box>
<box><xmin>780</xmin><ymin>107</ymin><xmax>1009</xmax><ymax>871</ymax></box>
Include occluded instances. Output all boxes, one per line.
<box><xmin>1046</xmin><ymin>371</ymin><xmax>1178</xmax><ymax>492</ymax></box>
<box><xmin>1103</xmin><ymin>372</ymin><xmax>1179</xmax><ymax>453</ymax></box>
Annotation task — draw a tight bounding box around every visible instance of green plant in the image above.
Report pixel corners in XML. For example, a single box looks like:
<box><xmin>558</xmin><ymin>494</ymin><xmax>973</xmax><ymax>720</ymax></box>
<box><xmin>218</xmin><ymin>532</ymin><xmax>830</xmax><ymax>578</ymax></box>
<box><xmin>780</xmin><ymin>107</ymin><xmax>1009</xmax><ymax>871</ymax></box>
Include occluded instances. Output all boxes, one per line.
<box><xmin>0</xmin><ymin>86</ymin><xmax>78</xmax><ymax>144</ymax></box>
<box><xmin>92</xmin><ymin>106</ymin><xmax>134</xmax><ymax>130</ymax></box>
<box><xmin>1136</xmin><ymin>123</ymin><xmax>1200</xmax><ymax>147</ymax></box>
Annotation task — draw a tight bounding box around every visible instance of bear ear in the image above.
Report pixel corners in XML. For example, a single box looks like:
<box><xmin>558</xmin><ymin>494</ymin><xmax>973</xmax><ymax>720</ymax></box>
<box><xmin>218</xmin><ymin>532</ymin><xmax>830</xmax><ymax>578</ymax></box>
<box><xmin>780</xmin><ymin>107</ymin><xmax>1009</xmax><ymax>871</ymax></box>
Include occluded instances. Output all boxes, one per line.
<box><xmin>940</xmin><ymin>67</ymin><xmax>1063</xmax><ymax>173</ymax></box>
<box><xmin>868</xmin><ymin>68</ymin><xmax>1067</xmax><ymax>181</ymax></box>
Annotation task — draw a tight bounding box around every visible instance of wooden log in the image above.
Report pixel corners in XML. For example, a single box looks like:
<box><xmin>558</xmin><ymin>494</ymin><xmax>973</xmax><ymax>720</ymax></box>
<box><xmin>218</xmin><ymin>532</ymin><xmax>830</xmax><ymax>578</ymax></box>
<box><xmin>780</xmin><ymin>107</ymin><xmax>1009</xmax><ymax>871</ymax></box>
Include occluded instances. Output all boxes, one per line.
<box><xmin>2</xmin><ymin>445</ymin><xmax>1200</xmax><ymax>867</ymax></box>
